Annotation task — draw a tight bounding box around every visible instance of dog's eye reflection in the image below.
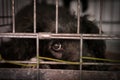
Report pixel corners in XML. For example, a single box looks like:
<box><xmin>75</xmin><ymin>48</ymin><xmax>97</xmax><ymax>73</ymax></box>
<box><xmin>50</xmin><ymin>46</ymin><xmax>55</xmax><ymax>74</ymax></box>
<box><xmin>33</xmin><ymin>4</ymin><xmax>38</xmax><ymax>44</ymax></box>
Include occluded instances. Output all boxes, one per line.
<box><xmin>52</xmin><ymin>42</ymin><xmax>62</xmax><ymax>51</ymax></box>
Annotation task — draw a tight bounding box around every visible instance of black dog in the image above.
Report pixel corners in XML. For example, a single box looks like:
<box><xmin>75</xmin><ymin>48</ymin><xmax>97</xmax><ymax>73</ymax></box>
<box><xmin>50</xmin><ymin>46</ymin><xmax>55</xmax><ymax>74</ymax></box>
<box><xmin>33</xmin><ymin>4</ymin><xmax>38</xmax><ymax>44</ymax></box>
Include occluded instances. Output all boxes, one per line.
<box><xmin>0</xmin><ymin>3</ymin><xmax>106</xmax><ymax>70</ymax></box>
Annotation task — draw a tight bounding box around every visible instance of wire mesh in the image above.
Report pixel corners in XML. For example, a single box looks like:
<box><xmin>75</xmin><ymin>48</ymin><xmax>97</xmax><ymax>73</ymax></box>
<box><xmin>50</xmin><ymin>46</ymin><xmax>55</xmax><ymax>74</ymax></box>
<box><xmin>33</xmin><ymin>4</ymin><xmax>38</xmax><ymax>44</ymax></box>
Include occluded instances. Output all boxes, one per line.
<box><xmin>0</xmin><ymin>0</ymin><xmax>120</xmax><ymax>80</ymax></box>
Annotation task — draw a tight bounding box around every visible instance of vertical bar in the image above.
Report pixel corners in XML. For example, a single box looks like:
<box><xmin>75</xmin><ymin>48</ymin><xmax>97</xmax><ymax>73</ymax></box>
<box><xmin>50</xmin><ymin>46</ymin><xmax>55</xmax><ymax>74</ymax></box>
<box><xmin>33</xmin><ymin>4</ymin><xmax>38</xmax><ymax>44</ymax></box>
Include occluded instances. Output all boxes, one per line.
<box><xmin>34</xmin><ymin>0</ymin><xmax>38</xmax><ymax>80</ymax></box>
<box><xmin>12</xmin><ymin>0</ymin><xmax>15</xmax><ymax>33</ymax></box>
<box><xmin>77</xmin><ymin>0</ymin><xmax>81</xmax><ymax>34</ymax></box>
<box><xmin>56</xmin><ymin>0</ymin><xmax>58</xmax><ymax>33</ymax></box>
<box><xmin>36</xmin><ymin>36</ymin><xmax>39</xmax><ymax>67</ymax></box>
<box><xmin>34</xmin><ymin>0</ymin><xmax>36</xmax><ymax>33</ymax></box>
<box><xmin>36</xmin><ymin>34</ymin><xmax>39</xmax><ymax>80</ymax></box>
<box><xmin>78</xmin><ymin>2</ymin><xmax>82</xmax><ymax>79</ymax></box>
<box><xmin>99</xmin><ymin>0</ymin><xmax>103</xmax><ymax>34</ymax></box>
<box><xmin>80</xmin><ymin>34</ymin><xmax>83</xmax><ymax>80</ymax></box>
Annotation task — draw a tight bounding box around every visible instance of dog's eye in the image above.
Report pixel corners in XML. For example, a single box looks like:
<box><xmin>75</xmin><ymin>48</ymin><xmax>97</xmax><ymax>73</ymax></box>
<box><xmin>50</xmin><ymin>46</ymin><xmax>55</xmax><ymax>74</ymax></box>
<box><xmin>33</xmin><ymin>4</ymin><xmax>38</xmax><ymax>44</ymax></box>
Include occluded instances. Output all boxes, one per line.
<box><xmin>52</xmin><ymin>42</ymin><xmax>62</xmax><ymax>51</ymax></box>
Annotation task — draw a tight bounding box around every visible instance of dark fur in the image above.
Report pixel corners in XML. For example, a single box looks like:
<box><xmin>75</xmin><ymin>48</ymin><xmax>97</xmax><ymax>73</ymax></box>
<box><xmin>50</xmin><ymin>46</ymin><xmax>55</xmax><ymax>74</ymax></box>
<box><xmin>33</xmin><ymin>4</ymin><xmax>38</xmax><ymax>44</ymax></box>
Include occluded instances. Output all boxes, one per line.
<box><xmin>0</xmin><ymin>3</ymin><xmax>106</xmax><ymax>70</ymax></box>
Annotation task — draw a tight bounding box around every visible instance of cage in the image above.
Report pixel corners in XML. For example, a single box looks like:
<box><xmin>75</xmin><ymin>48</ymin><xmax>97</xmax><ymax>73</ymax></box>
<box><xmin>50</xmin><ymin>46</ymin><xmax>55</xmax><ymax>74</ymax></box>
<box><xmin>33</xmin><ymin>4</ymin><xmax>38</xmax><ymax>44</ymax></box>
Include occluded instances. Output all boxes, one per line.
<box><xmin>0</xmin><ymin>0</ymin><xmax>120</xmax><ymax>80</ymax></box>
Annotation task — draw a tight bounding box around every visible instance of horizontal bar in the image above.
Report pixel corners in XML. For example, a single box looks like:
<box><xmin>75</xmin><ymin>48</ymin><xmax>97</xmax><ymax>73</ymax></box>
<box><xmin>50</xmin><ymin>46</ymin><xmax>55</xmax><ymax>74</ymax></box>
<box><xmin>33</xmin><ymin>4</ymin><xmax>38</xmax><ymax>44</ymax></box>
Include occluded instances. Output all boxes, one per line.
<box><xmin>0</xmin><ymin>60</ymin><xmax>120</xmax><ymax>66</ymax></box>
<box><xmin>0</xmin><ymin>33</ymin><xmax>120</xmax><ymax>40</ymax></box>
<box><xmin>0</xmin><ymin>33</ymin><xmax>37</xmax><ymax>38</ymax></box>
<box><xmin>50</xmin><ymin>33</ymin><xmax>120</xmax><ymax>40</ymax></box>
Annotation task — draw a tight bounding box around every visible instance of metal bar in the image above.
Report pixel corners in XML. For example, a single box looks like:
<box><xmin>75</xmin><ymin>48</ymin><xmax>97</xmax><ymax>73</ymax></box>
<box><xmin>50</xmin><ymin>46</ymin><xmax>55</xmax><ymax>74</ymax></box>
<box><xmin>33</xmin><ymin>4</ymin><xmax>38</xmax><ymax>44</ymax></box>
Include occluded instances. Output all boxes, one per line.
<box><xmin>36</xmin><ymin>34</ymin><xmax>39</xmax><ymax>80</ymax></box>
<box><xmin>55</xmin><ymin>0</ymin><xmax>59</xmax><ymax>33</ymax></box>
<box><xmin>50</xmin><ymin>34</ymin><xmax>120</xmax><ymax>40</ymax></box>
<box><xmin>34</xmin><ymin>1</ymin><xmax>39</xmax><ymax>77</ymax></box>
<box><xmin>0</xmin><ymin>33</ymin><xmax>37</xmax><ymax>38</ymax></box>
<box><xmin>11</xmin><ymin>0</ymin><xmax>15</xmax><ymax>33</ymax></box>
<box><xmin>0</xmin><ymin>33</ymin><xmax>120</xmax><ymax>40</ymax></box>
<box><xmin>0</xmin><ymin>60</ymin><xmax>120</xmax><ymax>66</ymax></box>
<box><xmin>34</xmin><ymin>0</ymin><xmax>36</xmax><ymax>33</ymax></box>
<box><xmin>77</xmin><ymin>0</ymin><xmax>80</xmax><ymax>34</ymax></box>
<box><xmin>1</xmin><ymin>20</ymin><xmax>116</xmax><ymax>24</ymax></box>
<box><xmin>80</xmin><ymin>34</ymin><xmax>83</xmax><ymax>80</ymax></box>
